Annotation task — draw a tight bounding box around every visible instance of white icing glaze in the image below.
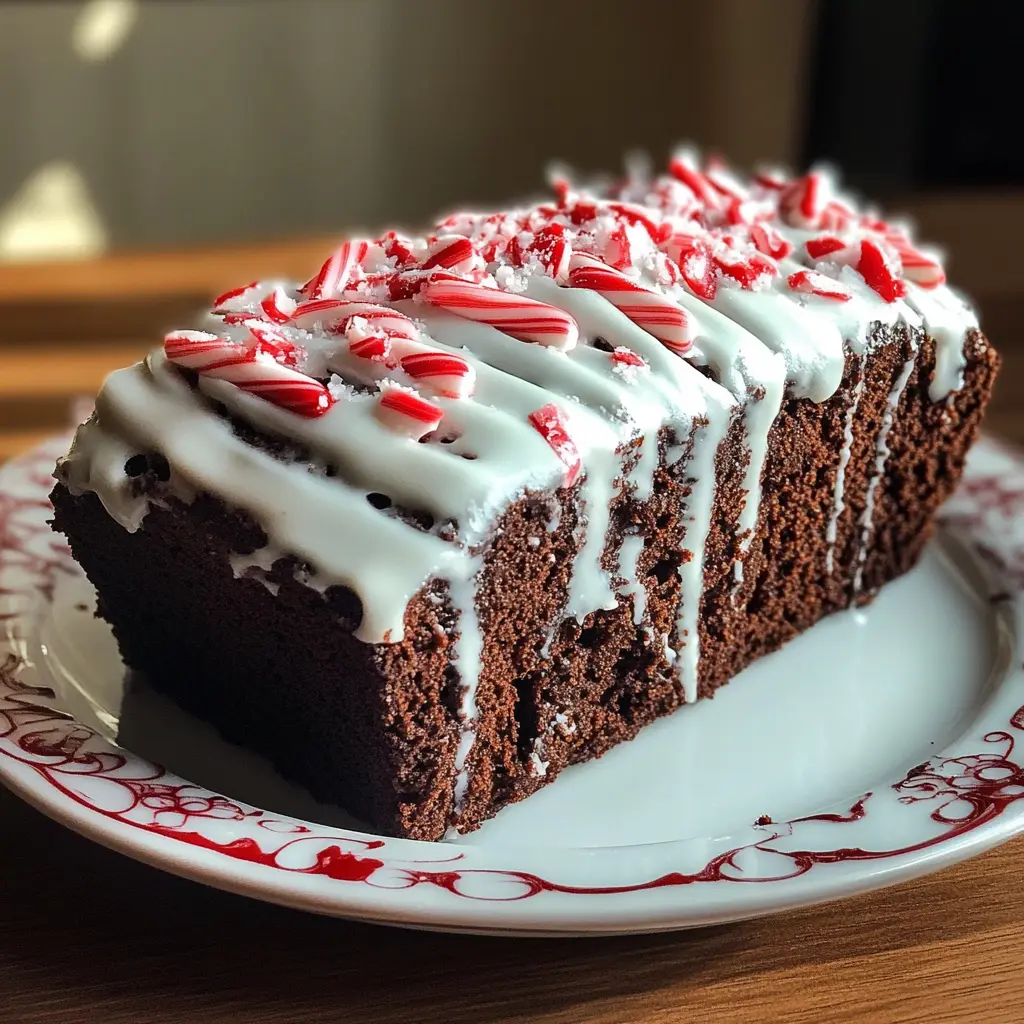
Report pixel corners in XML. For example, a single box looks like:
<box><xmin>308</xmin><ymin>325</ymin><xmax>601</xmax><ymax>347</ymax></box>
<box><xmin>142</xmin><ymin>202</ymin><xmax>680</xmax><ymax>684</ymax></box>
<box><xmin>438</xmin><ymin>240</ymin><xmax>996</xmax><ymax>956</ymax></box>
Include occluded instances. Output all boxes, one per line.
<box><xmin>853</xmin><ymin>344</ymin><xmax>920</xmax><ymax>593</ymax></box>
<box><xmin>61</xmin><ymin>355</ymin><xmax>469</xmax><ymax>643</ymax></box>
<box><xmin>617</xmin><ymin>533</ymin><xmax>647</xmax><ymax>626</ymax></box>
<box><xmin>708</xmin><ymin>285</ymin><xmax>846</xmax><ymax>403</ymax></box>
<box><xmin>826</xmin><ymin>377</ymin><xmax>864</xmax><ymax>574</ymax></box>
<box><xmin>902</xmin><ymin>283</ymin><xmax>975</xmax><ymax>401</ymax></box>
<box><xmin>676</xmin><ymin>294</ymin><xmax>786</xmax><ymax>564</ymax></box>
<box><xmin>672</xmin><ymin>408</ymin><xmax>729</xmax><ymax>705</ymax></box>
<box><xmin>450</xmin><ymin>569</ymin><xmax>484</xmax><ymax>811</ymax></box>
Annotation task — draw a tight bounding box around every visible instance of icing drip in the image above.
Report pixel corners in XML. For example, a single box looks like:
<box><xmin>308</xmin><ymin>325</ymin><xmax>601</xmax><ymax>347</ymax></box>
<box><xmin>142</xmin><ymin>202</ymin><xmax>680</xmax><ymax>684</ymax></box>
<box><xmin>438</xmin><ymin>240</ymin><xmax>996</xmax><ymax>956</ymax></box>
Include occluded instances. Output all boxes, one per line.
<box><xmin>902</xmin><ymin>283</ymin><xmax>973</xmax><ymax>401</ymax></box>
<box><xmin>449</xmin><ymin>568</ymin><xmax>484</xmax><ymax>814</ymax></box>
<box><xmin>516</xmin><ymin>278</ymin><xmax>734</xmax><ymax>625</ymax></box>
<box><xmin>677</xmin><ymin>294</ymin><xmax>786</xmax><ymax>571</ymax></box>
<box><xmin>564</xmin><ymin>449</ymin><xmax>620</xmax><ymax>620</ymax></box>
<box><xmin>708</xmin><ymin>286</ymin><xmax>846</xmax><ymax>403</ymax></box>
<box><xmin>853</xmin><ymin>344</ymin><xmax>920</xmax><ymax>593</ymax></box>
<box><xmin>825</xmin><ymin>377</ymin><xmax>865</xmax><ymax>574</ymax></box>
<box><xmin>617</xmin><ymin>533</ymin><xmax>647</xmax><ymax>626</ymax></box>
<box><xmin>673</xmin><ymin>410</ymin><xmax>730</xmax><ymax>704</ymax></box>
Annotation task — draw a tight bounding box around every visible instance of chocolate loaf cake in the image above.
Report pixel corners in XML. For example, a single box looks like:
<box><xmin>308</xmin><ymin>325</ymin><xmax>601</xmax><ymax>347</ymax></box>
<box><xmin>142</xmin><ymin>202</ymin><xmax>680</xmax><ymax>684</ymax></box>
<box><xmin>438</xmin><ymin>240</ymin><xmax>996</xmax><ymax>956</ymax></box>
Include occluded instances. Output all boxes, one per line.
<box><xmin>51</xmin><ymin>152</ymin><xmax>999</xmax><ymax>840</ymax></box>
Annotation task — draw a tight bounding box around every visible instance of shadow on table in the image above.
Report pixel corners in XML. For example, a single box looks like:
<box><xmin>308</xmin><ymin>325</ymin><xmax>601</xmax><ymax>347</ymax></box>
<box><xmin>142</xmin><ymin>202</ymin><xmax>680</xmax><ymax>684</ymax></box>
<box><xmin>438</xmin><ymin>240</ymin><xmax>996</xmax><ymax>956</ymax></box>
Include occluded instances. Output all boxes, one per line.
<box><xmin>2</xmin><ymin>789</ymin><xmax>1019</xmax><ymax>1024</ymax></box>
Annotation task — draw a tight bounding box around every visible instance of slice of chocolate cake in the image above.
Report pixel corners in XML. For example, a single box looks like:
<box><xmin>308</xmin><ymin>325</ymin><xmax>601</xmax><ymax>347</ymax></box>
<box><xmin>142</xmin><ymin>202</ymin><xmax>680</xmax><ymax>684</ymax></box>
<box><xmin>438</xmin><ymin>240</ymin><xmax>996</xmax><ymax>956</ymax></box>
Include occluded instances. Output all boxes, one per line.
<box><xmin>50</xmin><ymin>150</ymin><xmax>999</xmax><ymax>840</ymax></box>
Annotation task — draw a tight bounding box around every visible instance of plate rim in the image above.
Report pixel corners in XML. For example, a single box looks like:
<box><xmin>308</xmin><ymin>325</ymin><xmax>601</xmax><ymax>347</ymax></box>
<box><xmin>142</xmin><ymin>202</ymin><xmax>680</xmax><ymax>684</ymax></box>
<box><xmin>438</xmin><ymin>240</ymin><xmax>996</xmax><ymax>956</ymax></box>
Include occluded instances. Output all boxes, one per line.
<box><xmin>3</xmin><ymin>434</ymin><xmax>1024</xmax><ymax>935</ymax></box>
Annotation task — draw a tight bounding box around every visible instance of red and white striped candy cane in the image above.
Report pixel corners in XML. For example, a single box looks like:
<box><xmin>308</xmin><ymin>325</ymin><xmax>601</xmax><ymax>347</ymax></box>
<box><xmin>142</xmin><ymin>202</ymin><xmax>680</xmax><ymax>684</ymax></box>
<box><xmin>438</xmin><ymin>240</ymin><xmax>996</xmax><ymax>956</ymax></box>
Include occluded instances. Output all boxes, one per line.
<box><xmin>422</xmin><ymin>279</ymin><xmax>579</xmax><ymax>350</ymax></box>
<box><xmin>528</xmin><ymin>403</ymin><xmax>581</xmax><ymax>485</ymax></box>
<box><xmin>211</xmin><ymin>281</ymin><xmax>259</xmax><ymax>312</ymax></box>
<box><xmin>778</xmin><ymin>172</ymin><xmax>830</xmax><ymax>229</ymax></box>
<box><xmin>661</xmin><ymin>234</ymin><xmax>718</xmax><ymax>300</ymax></box>
<box><xmin>856</xmin><ymin>239</ymin><xmax>907</xmax><ymax>303</ymax></box>
<box><xmin>301</xmin><ymin>239</ymin><xmax>369</xmax><ymax>300</ymax></box>
<box><xmin>163</xmin><ymin>330</ymin><xmax>334</xmax><ymax>418</ymax></box>
<box><xmin>244</xmin><ymin>319</ymin><xmax>303</xmax><ymax>366</ymax></box>
<box><xmin>804</xmin><ymin>235</ymin><xmax>850</xmax><ymax>261</ymax></box>
<box><xmin>400</xmin><ymin>351</ymin><xmax>476</xmax><ymax>399</ymax></box>
<box><xmin>566</xmin><ymin>253</ymin><xmax>694</xmax><ymax>356</ymax></box>
<box><xmin>888</xmin><ymin>239</ymin><xmax>946</xmax><ymax>288</ymax></box>
<box><xmin>752</xmin><ymin>165</ymin><xmax>787</xmax><ymax>191</ymax></box>
<box><xmin>748</xmin><ymin>223</ymin><xmax>793</xmax><ymax>260</ymax></box>
<box><xmin>289</xmin><ymin>299</ymin><xmax>420</xmax><ymax>342</ymax></box>
<box><xmin>260</xmin><ymin>287</ymin><xmax>298</xmax><ymax>324</ymax></box>
<box><xmin>667</xmin><ymin>153</ymin><xmax>721</xmax><ymax>210</ymax></box>
<box><xmin>375</xmin><ymin>383</ymin><xmax>443</xmax><ymax>440</ymax></box>
<box><xmin>703</xmin><ymin>158</ymin><xmax>748</xmax><ymax>203</ymax></box>
<box><xmin>787</xmin><ymin>270</ymin><xmax>853</xmax><ymax>302</ymax></box>
<box><xmin>343</xmin><ymin>318</ymin><xmax>392</xmax><ymax>362</ymax></box>
<box><xmin>420</xmin><ymin>235</ymin><xmax>479</xmax><ymax>273</ymax></box>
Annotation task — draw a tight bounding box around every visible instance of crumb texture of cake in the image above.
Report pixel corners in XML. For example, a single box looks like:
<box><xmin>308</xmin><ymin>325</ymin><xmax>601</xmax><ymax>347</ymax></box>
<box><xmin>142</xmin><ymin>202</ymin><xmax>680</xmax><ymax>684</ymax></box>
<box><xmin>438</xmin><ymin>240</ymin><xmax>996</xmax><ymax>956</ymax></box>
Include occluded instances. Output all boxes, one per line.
<box><xmin>50</xmin><ymin>149</ymin><xmax>999</xmax><ymax>840</ymax></box>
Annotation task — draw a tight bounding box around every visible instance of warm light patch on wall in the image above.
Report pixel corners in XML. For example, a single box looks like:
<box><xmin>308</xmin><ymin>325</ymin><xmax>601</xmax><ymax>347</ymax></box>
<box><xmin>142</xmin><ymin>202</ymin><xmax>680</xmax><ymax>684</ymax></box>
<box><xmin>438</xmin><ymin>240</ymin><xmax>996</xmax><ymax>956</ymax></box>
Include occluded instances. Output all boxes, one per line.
<box><xmin>0</xmin><ymin>163</ymin><xmax>108</xmax><ymax>261</ymax></box>
<box><xmin>72</xmin><ymin>0</ymin><xmax>138</xmax><ymax>63</ymax></box>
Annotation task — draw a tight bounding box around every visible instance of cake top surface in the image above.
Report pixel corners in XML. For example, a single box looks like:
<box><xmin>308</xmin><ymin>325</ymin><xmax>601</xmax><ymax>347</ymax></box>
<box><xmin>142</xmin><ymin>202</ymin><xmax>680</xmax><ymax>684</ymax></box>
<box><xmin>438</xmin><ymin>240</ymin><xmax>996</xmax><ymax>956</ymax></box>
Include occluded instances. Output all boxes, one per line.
<box><xmin>58</xmin><ymin>148</ymin><xmax>979</xmax><ymax>647</ymax></box>
<box><xmin>169</xmin><ymin>145</ymin><xmax>973</xmax><ymax>422</ymax></box>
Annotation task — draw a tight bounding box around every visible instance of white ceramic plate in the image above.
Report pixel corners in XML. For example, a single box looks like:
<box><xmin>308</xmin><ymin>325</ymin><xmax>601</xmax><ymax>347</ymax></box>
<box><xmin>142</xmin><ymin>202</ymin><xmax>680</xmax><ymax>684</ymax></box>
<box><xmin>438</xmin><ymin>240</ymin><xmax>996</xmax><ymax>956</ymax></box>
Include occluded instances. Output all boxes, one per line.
<box><xmin>3</xmin><ymin>434</ymin><xmax>1024</xmax><ymax>936</ymax></box>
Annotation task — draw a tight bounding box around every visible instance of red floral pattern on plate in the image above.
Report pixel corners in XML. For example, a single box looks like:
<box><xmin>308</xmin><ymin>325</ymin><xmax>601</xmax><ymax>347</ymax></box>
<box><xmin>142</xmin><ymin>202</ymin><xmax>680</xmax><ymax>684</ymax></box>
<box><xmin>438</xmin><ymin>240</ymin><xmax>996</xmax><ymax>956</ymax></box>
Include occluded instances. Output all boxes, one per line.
<box><xmin>1</xmin><ymin>436</ymin><xmax>1024</xmax><ymax>904</ymax></box>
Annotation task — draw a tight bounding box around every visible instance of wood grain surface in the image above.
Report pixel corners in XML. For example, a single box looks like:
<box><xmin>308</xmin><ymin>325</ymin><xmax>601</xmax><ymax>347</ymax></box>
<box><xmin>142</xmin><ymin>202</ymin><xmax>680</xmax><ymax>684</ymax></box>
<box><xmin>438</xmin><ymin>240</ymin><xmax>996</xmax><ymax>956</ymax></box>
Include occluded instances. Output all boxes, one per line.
<box><xmin>1</xmin><ymin>243</ymin><xmax>1023</xmax><ymax>1024</ymax></box>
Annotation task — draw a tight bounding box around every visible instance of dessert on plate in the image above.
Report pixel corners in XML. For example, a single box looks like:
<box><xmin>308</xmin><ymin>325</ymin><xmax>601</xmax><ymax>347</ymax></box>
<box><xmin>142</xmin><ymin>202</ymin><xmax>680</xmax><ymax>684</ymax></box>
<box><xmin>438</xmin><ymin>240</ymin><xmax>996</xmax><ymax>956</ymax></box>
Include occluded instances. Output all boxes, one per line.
<box><xmin>50</xmin><ymin>150</ymin><xmax>999</xmax><ymax>840</ymax></box>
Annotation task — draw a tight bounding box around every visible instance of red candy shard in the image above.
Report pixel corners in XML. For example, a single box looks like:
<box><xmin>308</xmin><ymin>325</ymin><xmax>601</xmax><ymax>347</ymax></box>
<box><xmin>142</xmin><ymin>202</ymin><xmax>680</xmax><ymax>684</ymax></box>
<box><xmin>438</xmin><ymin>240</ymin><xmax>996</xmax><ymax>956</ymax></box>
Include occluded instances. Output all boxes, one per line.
<box><xmin>890</xmin><ymin>240</ymin><xmax>947</xmax><ymax>289</ymax></box>
<box><xmin>668</xmin><ymin>156</ymin><xmax>719</xmax><ymax>209</ymax></box>
<box><xmin>301</xmin><ymin>240</ymin><xmax>368</xmax><ymax>300</ymax></box>
<box><xmin>856</xmin><ymin>239</ymin><xmax>907</xmax><ymax>302</ymax></box>
<box><xmin>243</xmin><ymin>379</ymin><xmax>335</xmax><ymax>418</ymax></box>
<box><xmin>211</xmin><ymin>281</ymin><xmax>258</xmax><ymax>311</ymax></box>
<box><xmin>748</xmin><ymin>223</ymin><xmax>793</xmax><ymax>260</ymax></box>
<box><xmin>346</xmin><ymin>326</ymin><xmax>391</xmax><ymax>362</ymax></box>
<box><xmin>510</xmin><ymin>223</ymin><xmax>572</xmax><ymax>283</ymax></box>
<box><xmin>400</xmin><ymin>351</ymin><xmax>475</xmax><ymax>398</ymax></box>
<box><xmin>606</xmin><ymin>202</ymin><xmax>663</xmax><ymax>241</ymax></box>
<box><xmin>380</xmin><ymin>230</ymin><xmax>418</xmax><ymax>268</ymax></box>
<box><xmin>377</xmin><ymin>385</ymin><xmax>444</xmax><ymax>438</ymax></box>
<box><xmin>421</xmin><ymin>236</ymin><xmax>475</xmax><ymax>271</ymax></box>
<box><xmin>611</xmin><ymin>347</ymin><xmax>647</xmax><ymax>369</ymax></box>
<box><xmin>805</xmin><ymin>236</ymin><xmax>848</xmax><ymax>260</ymax></box>
<box><xmin>779</xmin><ymin>172</ymin><xmax>827</xmax><ymax>228</ymax></box>
<box><xmin>259</xmin><ymin>288</ymin><xmax>298</xmax><ymax>325</ymax></box>
<box><xmin>528</xmin><ymin>403</ymin><xmax>582</xmax><ymax>485</ymax></box>
<box><xmin>567</xmin><ymin>197</ymin><xmax>599</xmax><ymax>225</ymax></box>
<box><xmin>667</xmin><ymin>235</ymin><xmax>718</xmax><ymax>300</ymax></box>
<box><xmin>787</xmin><ymin>270</ymin><xmax>853</xmax><ymax>302</ymax></box>
<box><xmin>603</xmin><ymin>222</ymin><xmax>633</xmax><ymax>270</ymax></box>
<box><xmin>716</xmin><ymin>252</ymin><xmax>777</xmax><ymax>290</ymax></box>
<box><xmin>820</xmin><ymin>201</ymin><xmax>855</xmax><ymax>233</ymax></box>
<box><xmin>752</xmin><ymin>167</ymin><xmax>786</xmax><ymax>190</ymax></box>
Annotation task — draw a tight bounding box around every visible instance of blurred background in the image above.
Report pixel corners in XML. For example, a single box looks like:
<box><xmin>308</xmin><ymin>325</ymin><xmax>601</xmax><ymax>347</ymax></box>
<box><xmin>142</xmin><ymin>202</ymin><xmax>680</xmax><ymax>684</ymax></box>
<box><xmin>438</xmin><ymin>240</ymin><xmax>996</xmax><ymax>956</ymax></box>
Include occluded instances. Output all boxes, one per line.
<box><xmin>1</xmin><ymin>0</ymin><xmax>1021</xmax><ymax>461</ymax></box>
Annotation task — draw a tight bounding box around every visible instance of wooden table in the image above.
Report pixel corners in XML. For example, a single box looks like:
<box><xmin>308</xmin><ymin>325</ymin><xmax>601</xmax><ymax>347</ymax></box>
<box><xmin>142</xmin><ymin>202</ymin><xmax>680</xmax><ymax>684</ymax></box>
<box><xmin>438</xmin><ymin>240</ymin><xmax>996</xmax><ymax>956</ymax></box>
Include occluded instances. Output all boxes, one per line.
<box><xmin>2</xmin><ymin>245</ymin><xmax>1023</xmax><ymax>1023</ymax></box>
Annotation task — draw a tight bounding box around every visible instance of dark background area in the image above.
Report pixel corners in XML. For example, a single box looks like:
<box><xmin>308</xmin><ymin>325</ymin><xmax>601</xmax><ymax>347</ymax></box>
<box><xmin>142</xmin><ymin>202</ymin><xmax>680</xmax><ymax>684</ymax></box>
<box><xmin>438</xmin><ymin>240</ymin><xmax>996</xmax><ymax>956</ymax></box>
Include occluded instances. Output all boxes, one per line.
<box><xmin>807</xmin><ymin>1</ymin><xmax>1024</xmax><ymax>193</ymax></box>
